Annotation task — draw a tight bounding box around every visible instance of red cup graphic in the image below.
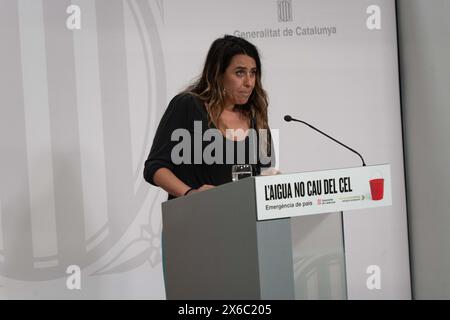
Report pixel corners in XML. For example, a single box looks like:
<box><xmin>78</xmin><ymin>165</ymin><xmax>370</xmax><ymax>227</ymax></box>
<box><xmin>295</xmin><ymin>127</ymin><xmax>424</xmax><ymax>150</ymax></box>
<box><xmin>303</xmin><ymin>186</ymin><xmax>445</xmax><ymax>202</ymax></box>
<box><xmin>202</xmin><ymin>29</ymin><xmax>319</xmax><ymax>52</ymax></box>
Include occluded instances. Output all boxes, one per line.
<box><xmin>369</xmin><ymin>178</ymin><xmax>384</xmax><ymax>201</ymax></box>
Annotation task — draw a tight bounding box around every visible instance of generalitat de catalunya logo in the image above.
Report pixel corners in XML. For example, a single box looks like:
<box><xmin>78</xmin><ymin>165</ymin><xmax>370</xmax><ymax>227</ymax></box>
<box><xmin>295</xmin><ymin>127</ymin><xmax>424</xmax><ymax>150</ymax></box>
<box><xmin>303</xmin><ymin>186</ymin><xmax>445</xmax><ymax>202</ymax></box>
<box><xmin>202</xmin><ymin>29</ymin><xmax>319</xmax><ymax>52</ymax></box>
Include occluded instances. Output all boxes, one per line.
<box><xmin>277</xmin><ymin>0</ymin><xmax>293</xmax><ymax>22</ymax></box>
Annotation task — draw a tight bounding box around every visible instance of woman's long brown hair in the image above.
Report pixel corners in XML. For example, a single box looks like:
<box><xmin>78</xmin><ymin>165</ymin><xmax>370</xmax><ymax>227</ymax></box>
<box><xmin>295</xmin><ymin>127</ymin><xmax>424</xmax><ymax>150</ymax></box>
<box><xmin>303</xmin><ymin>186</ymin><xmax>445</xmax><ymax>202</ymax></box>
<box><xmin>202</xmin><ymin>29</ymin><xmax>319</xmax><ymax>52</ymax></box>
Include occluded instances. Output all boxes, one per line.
<box><xmin>185</xmin><ymin>35</ymin><xmax>271</xmax><ymax>155</ymax></box>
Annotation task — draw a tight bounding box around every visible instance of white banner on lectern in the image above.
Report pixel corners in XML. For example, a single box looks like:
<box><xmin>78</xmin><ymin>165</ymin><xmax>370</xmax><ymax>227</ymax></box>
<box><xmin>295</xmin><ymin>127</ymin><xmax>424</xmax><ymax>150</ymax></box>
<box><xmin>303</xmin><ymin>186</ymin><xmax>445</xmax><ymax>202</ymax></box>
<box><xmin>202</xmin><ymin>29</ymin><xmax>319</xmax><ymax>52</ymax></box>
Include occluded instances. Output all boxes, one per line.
<box><xmin>255</xmin><ymin>164</ymin><xmax>392</xmax><ymax>221</ymax></box>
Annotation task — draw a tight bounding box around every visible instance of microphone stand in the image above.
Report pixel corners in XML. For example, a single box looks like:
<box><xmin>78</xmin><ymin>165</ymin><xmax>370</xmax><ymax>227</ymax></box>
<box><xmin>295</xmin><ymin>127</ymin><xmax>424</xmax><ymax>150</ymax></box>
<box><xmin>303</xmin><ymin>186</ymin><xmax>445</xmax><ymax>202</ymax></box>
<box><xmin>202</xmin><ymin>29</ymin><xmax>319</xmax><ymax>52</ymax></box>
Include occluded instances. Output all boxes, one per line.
<box><xmin>284</xmin><ymin>115</ymin><xmax>366</xmax><ymax>167</ymax></box>
<box><xmin>284</xmin><ymin>115</ymin><xmax>365</xmax><ymax>296</ymax></box>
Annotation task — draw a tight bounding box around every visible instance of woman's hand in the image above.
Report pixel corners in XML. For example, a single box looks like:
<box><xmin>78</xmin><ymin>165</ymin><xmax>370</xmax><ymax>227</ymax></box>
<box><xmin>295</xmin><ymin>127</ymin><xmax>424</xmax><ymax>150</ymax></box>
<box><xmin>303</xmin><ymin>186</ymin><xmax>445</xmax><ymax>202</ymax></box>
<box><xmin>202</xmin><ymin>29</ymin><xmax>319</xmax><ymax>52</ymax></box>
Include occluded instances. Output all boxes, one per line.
<box><xmin>187</xmin><ymin>184</ymin><xmax>215</xmax><ymax>195</ymax></box>
<box><xmin>260</xmin><ymin>167</ymin><xmax>282</xmax><ymax>176</ymax></box>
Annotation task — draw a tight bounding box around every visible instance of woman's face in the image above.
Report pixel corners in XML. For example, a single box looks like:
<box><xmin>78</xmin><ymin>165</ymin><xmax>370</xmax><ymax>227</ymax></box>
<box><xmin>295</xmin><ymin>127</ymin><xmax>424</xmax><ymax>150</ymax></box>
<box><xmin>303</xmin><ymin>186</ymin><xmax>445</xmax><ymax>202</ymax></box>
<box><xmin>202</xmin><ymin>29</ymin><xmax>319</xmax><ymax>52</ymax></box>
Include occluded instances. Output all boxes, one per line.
<box><xmin>222</xmin><ymin>54</ymin><xmax>257</xmax><ymax>107</ymax></box>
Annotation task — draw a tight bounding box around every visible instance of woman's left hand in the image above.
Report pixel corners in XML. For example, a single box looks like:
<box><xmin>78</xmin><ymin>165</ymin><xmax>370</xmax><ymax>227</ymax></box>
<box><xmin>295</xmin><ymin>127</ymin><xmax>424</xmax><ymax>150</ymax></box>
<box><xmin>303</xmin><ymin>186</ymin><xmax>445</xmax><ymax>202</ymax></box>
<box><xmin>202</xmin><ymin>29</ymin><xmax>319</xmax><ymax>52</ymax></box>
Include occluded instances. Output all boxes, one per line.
<box><xmin>260</xmin><ymin>168</ymin><xmax>282</xmax><ymax>176</ymax></box>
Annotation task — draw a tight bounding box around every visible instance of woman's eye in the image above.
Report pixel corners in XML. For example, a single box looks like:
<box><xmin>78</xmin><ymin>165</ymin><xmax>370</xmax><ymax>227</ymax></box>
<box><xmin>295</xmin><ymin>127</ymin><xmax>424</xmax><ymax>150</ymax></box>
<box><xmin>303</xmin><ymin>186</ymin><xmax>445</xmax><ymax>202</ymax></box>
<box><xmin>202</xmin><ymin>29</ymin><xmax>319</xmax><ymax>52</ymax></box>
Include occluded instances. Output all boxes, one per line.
<box><xmin>235</xmin><ymin>70</ymin><xmax>256</xmax><ymax>77</ymax></box>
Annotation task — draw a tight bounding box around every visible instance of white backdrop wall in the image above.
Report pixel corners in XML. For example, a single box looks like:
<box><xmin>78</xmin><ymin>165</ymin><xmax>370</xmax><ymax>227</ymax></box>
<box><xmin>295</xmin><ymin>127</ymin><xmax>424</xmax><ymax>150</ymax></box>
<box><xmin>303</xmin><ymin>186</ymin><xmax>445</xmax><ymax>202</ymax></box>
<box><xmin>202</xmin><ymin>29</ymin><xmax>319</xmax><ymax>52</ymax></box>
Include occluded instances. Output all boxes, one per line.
<box><xmin>0</xmin><ymin>0</ymin><xmax>410</xmax><ymax>299</ymax></box>
<box><xmin>397</xmin><ymin>0</ymin><xmax>450</xmax><ymax>299</ymax></box>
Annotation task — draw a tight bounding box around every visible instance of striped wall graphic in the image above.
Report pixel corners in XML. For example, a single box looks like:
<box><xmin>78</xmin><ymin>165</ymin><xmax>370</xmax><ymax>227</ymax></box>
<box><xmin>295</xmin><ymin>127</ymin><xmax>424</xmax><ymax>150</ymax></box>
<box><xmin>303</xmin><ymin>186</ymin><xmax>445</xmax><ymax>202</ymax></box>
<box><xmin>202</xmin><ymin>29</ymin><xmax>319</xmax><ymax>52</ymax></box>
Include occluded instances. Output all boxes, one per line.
<box><xmin>0</xmin><ymin>0</ymin><xmax>166</xmax><ymax>281</ymax></box>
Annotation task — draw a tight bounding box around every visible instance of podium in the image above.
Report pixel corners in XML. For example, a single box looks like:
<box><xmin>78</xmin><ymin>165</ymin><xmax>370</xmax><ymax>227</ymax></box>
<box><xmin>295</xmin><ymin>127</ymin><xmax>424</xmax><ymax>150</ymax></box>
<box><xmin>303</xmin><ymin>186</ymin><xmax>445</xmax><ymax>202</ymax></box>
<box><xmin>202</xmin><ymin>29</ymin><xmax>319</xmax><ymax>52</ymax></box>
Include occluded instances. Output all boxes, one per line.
<box><xmin>162</xmin><ymin>165</ymin><xmax>392</xmax><ymax>299</ymax></box>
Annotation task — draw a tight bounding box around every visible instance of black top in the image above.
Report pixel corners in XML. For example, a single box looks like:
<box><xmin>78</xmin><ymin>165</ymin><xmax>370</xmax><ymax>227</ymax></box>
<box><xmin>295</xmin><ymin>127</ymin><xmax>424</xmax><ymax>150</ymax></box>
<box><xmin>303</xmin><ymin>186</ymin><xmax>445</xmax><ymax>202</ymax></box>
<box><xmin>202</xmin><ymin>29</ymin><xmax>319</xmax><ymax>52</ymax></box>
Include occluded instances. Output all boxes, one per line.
<box><xmin>143</xmin><ymin>93</ymin><xmax>273</xmax><ymax>199</ymax></box>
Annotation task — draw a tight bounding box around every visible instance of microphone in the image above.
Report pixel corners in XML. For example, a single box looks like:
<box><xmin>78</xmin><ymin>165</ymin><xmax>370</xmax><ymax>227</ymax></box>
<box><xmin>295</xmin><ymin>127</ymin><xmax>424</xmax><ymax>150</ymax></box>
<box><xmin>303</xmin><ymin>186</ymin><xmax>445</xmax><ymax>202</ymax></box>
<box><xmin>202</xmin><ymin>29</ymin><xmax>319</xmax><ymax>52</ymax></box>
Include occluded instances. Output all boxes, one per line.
<box><xmin>284</xmin><ymin>115</ymin><xmax>366</xmax><ymax>166</ymax></box>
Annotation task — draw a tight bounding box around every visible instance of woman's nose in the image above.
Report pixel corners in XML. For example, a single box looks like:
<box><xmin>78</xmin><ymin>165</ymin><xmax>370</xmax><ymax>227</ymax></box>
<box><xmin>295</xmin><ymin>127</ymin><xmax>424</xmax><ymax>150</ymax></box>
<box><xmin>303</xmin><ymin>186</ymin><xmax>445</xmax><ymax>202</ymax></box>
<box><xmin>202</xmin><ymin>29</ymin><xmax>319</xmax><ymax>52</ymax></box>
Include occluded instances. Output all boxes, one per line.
<box><xmin>243</xmin><ymin>73</ymin><xmax>253</xmax><ymax>87</ymax></box>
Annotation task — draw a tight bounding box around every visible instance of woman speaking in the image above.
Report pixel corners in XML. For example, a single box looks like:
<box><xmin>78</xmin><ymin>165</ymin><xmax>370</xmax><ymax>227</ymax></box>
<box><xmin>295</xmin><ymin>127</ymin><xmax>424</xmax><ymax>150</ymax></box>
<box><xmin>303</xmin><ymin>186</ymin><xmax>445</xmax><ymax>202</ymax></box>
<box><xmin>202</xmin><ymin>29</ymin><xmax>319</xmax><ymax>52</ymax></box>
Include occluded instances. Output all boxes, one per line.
<box><xmin>144</xmin><ymin>35</ymin><xmax>275</xmax><ymax>199</ymax></box>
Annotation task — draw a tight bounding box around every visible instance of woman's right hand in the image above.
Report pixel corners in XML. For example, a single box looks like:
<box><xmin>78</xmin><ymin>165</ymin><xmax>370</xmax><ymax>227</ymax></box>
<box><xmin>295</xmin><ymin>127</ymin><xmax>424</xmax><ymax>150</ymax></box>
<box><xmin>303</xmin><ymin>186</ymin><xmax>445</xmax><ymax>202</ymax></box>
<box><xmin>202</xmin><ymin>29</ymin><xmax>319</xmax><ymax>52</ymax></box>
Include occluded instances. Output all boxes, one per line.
<box><xmin>188</xmin><ymin>184</ymin><xmax>215</xmax><ymax>195</ymax></box>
